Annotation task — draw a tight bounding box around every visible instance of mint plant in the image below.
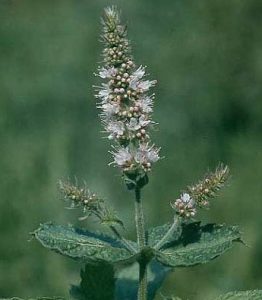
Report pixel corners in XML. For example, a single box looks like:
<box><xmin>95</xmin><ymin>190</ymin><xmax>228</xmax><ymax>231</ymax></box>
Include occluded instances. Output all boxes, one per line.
<box><xmin>2</xmin><ymin>6</ymin><xmax>261</xmax><ymax>300</ymax></box>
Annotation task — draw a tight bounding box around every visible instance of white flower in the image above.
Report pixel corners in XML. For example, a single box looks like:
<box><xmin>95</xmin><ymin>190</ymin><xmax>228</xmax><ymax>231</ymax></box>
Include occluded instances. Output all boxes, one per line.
<box><xmin>126</xmin><ymin>116</ymin><xmax>151</xmax><ymax>132</ymax></box>
<box><xmin>138</xmin><ymin>115</ymin><xmax>151</xmax><ymax>127</ymax></box>
<box><xmin>138</xmin><ymin>80</ymin><xmax>157</xmax><ymax>92</ymax></box>
<box><xmin>146</xmin><ymin>147</ymin><xmax>160</xmax><ymax>163</ymax></box>
<box><xmin>136</xmin><ymin>96</ymin><xmax>153</xmax><ymax>113</ymax></box>
<box><xmin>98</xmin><ymin>67</ymin><xmax>117</xmax><ymax>79</ymax></box>
<box><xmin>132</xmin><ymin>65</ymin><xmax>146</xmax><ymax>80</ymax></box>
<box><xmin>106</xmin><ymin>120</ymin><xmax>125</xmax><ymax>139</ymax></box>
<box><xmin>129</xmin><ymin>79</ymin><xmax>157</xmax><ymax>92</ymax></box>
<box><xmin>96</xmin><ymin>83</ymin><xmax>111</xmax><ymax>102</ymax></box>
<box><xmin>172</xmin><ymin>193</ymin><xmax>196</xmax><ymax>218</ymax></box>
<box><xmin>101</xmin><ymin>102</ymin><xmax>120</xmax><ymax>118</ymax></box>
<box><xmin>180</xmin><ymin>193</ymin><xmax>194</xmax><ymax>206</ymax></box>
<box><xmin>112</xmin><ymin>147</ymin><xmax>133</xmax><ymax>167</ymax></box>
<box><xmin>135</xmin><ymin>143</ymin><xmax>160</xmax><ymax>164</ymax></box>
<box><xmin>129</xmin><ymin>66</ymin><xmax>156</xmax><ymax>92</ymax></box>
<box><xmin>127</xmin><ymin>117</ymin><xmax>140</xmax><ymax>131</ymax></box>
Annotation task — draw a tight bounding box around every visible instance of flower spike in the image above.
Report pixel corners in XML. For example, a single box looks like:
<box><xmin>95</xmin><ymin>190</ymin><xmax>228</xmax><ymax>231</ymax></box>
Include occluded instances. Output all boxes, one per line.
<box><xmin>58</xmin><ymin>180</ymin><xmax>123</xmax><ymax>227</ymax></box>
<box><xmin>171</xmin><ymin>164</ymin><xmax>230</xmax><ymax>219</ymax></box>
<box><xmin>95</xmin><ymin>6</ymin><xmax>160</xmax><ymax>189</ymax></box>
<box><xmin>187</xmin><ymin>164</ymin><xmax>230</xmax><ymax>208</ymax></box>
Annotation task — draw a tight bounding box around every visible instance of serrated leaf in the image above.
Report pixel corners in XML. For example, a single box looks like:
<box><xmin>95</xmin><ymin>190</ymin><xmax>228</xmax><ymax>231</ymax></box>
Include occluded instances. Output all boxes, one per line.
<box><xmin>214</xmin><ymin>290</ymin><xmax>262</xmax><ymax>300</ymax></box>
<box><xmin>147</xmin><ymin>223</ymin><xmax>181</xmax><ymax>248</ymax></box>
<box><xmin>70</xmin><ymin>262</ymin><xmax>115</xmax><ymax>300</ymax></box>
<box><xmin>155</xmin><ymin>222</ymin><xmax>241</xmax><ymax>267</ymax></box>
<box><xmin>33</xmin><ymin>223</ymin><xmax>137</xmax><ymax>265</ymax></box>
<box><xmin>115</xmin><ymin>260</ymin><xmax>171</xmax><ymax>300</ymax></box>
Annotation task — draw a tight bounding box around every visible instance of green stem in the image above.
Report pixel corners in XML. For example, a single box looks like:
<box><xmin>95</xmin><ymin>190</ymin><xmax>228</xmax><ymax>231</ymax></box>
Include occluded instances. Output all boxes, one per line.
<box><xmin>135</xmin><ymin>188</ymin><xmax>146</xmax><ymax>248</ymax></box>
<box><xmin>154</xmin><ymin>216</ymin><xmax>181</xmax><ymax>250</ymax></box>
<box><xmin>109</xmin><ymin>225</ymin><xmax>137</xmax><ymax>253</ymax></box>
<box><xmin>138</xmin><ymin>259</ymin><xmax>147</xmax><ymax>300</ymax></box>
<box><xmin>134</xmin><ymin>188</ymin><xmax>147</xmax><ymax>300</ymax></box>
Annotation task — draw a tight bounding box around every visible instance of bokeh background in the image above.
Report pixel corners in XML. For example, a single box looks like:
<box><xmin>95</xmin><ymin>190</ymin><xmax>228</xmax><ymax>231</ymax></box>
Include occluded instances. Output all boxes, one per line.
<box><xmin>0</xmin><ymin>0</ymin><xmax>262</xmax><ymax>299</ymax></box>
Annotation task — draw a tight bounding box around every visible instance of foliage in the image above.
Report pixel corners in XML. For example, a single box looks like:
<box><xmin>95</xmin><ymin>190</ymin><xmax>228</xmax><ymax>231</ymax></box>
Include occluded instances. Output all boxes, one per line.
<box><xmin>32</xmin><ymin>220</ymin><xmax>243</xmax><ymax>298</ymax></box>
<box><xmin>70</xmin><ymin>262</ymin><xmax>115</xmax><ymax>300</ymax></box>
<box><xmin>161</xmin><ymin>290</ymin><xmax>262</xmax><ymax>300</ymax></box>
<box><xmin>214</xmin><ymin>290</ymin><xmax>262</xmax><ymax>300</ymax></box>
<box><xmin>33</xmin><ymin>223</ymin><xmax>137</xmax><ymax>265</ymax></box>
<box><xmin>154</xmin><ymin>222</ymin><xmax>242</xmax><ymax>267</ymax></box>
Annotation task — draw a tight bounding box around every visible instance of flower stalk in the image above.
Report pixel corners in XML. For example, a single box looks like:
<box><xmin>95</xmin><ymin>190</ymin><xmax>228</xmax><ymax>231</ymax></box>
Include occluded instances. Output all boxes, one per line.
<box><xmin>135</xmin><ymin>188</ymin><xmax>146</xmax><ymax>249</ymax></box>
<box><xmin>138</xmin><ymin>258</ymin><xmax>148</xmax><ymax>300</ymax></box>
<box><xmin>154</xmin><ymin>216</ymin><xmax>181</xmax><ymax>251</ymax></box>
<box><xmin>96</xmin><ymin>7</ymin><xmax>161</xmax><ymax>299</ymax></box>
<box><xmin>134</xmin><ymin>188</ymin><xmax>148</xmax><ymax>300</ymax></box>
<box><xmin>109</xmin><ymin>225</ymin><xmax>137</xmax><ymax>253</ymax></box>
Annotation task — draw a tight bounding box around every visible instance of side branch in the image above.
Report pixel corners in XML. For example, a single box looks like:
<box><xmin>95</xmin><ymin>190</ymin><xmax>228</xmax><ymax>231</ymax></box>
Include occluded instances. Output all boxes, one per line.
<box><xmin>154</xmin><ymin>216</ymin><xmax>181</xmax><ymax>250</ymax></box>
<box><xmin>109</xmin><ymin>225</ymin><xmax>137</xmax><ymax>253</ymax></box>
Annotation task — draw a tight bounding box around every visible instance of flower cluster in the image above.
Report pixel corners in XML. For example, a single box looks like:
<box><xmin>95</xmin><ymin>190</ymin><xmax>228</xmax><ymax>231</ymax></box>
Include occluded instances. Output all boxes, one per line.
<box><xmin>59</xmin><ymin>180</ymin><xmax>123</xmax><ymax>226</ymax></box>
<box><xmin>172</xmin><ymin>164</ymin><xmax>230</xmax><ymax>219</ymax></box>
<box><xmin>95</xmin><ymin>7</ymin><xmax>160</xmax><ymax>180</ymax></box>
<box><xmin>171</xmin><ymin>193</ymin><xmax>197</xmax><ymax>219</ymax></box>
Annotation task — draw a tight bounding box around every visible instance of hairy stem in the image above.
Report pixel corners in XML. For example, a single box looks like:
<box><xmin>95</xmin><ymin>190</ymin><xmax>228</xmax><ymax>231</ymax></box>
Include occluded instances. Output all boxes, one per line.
<box><xmin>135</xmin><ymin>188</ymin><xmax>146</xmax><ymax>248</ymax></box>
<box><xmin>109</xmin><ymin>225</ymin><xmax>137</xmax><ymax>253</ymax></box>
<box><xmin>135</xmin><ymin>188</ymin><xmax>147</xmax><ymax>300</ymax></box>
<box><xmin>154</xmin><ymin>216</ymin><xmax>181</xmax><ymax>250</ymax></box>
<box><xmin>138</xmin><ymin>259</ymin><xmax>147</xmax><ymax>300</ymax></box>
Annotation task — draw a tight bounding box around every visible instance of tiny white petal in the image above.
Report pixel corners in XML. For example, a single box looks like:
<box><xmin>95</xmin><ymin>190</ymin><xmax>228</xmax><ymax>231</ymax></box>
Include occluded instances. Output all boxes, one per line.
<box><xmin>96</xmin><ymin>83</ymin><xmax>111</xmax><ymax>102</ymax></box>
<box><xmin>134</xmin><ymin>143</ymin><xmax>160</xmax><ymax>164</ymax></box>
<box><xmin>129</xmin><ymin>77</ymin><xmax>157</xmax><ymax>92</ymax></box>
<box><xmin>137</xmin><ymin>96</ymin><xmax>154</xmax><ymax>113</ymax></box>
<box><xmin>137</xmin><ymin>80</ymin><xmax>157</xmax><ymax>92</ymax></box>
<box><xmin>98</xmin><ymin>67</ymin><xmax>117</xmax><ymax>79</ymax></box>
<box><xmin>106</xmin><ymin>121</ymin><xmax>125</xmax><ymax>138</ymax></box>
<box><xmin>132</xmin><ymin>65</ymin><xmax>146</xmax><ymax>80</ymax></box>
<box><xmin>139</xmin><ymin>115</ymin><xmax>151</xmax><ymax>127</ymax></box>
<box><xmin>127</xmin><ymin>117</ymin><xmax>140</xmax><ymax>131</ymax></box>
<box><xmin>147</xmin><ymin>148</ymin><xmax>160</xmax><ymax>163</ymax></box>
<box><xmin>101</xmin><ymin>102</ymin><xmax>120</xmax><ymax>118</ymax></box>
<box><xmin>181</xmin><ymin>193</ymin><xmax>191</xmax><ymax>203</ymax></box>
<box><xmin>113</xmin><ymin>147</ymin><xmax>133</xmax><ymax>167</ymax></box>
<box><xmin>180</xmin><ymin>193</ymin><xmax>195</xmax><ymax>206</ymax></box>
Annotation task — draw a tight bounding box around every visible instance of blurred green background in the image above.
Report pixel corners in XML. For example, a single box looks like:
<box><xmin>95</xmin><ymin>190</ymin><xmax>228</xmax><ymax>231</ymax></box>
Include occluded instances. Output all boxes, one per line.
<box><xmin>0</xmin><ymin>0</ymin><xmax>262</xmax><ymax>299</ymax></box>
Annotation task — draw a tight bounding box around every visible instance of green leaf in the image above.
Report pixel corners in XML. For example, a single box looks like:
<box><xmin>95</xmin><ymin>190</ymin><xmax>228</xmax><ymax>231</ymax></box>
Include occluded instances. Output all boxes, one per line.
<box><xmin>155</xmin><ymin>222</ymin><xmax>241</xmax><ymax>267</ymax></box>
<box><xmin>70</xmin><ymin>262</ymin><xmax>115</xmax><ymax>300</ymax></box>
<box><xmin>214</xmin><ymin>290</ymin><xmax>262</xmax><ymax>300</ymax></box>
<box><xmin>147</xmin><ymin>223</ymin><xmax>181</xmax><ymax>248</ymax></box>
<box><xmin>115</xmin><ymin>260</ymin><xmax>171</xmax><ymax>300</ymax></box>
<box><xmin>33</xmin><ymin>223</ymin><xmax>137</xmax><ymax>265</ymax></box>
